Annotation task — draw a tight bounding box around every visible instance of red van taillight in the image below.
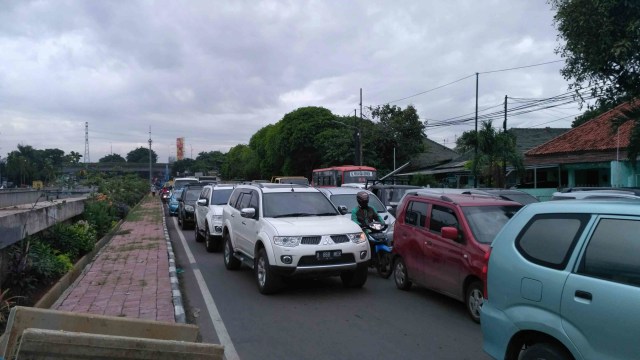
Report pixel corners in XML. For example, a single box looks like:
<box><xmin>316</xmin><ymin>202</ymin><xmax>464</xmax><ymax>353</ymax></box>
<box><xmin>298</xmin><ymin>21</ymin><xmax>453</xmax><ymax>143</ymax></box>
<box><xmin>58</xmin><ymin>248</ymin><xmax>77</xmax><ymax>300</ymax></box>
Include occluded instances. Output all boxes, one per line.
<box><xmin>482</xmin><ymin>248</ymin><xmax>491</xmax><ymax>300</ymax></box>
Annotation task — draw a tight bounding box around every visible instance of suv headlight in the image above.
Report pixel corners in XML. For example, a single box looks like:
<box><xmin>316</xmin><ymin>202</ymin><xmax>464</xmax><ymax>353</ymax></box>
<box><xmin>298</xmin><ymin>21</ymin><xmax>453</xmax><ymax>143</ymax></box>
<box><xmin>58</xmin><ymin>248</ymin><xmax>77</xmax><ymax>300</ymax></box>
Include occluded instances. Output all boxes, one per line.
<box><xmin>347</xmin><ymin>232</ymin><xmax>366</xmax><ymax>244</ymax></box>
<box><xmin>212</xmin><ymin>215</ymin><xmax>223</xmax><ymax>223</ymax></box>
<box><xmin>185</xmin><ymin>205</ymin><xmax>195</xmax><ymax>212</ymax></box>
<box><xmin>273</xmin><ymin>236</ymin><xmax>301</xmax><ymax>247</ymax></box>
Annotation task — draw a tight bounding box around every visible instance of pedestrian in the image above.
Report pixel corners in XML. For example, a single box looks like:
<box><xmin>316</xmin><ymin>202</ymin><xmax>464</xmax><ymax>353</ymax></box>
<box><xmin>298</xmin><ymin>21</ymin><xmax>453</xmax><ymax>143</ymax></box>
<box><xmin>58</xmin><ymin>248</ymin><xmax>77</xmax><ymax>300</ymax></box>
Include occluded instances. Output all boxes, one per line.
<box><xmin>151</xmin><ymin>184</ymin><xmax>157</xmax><ymax>196</ymax></box>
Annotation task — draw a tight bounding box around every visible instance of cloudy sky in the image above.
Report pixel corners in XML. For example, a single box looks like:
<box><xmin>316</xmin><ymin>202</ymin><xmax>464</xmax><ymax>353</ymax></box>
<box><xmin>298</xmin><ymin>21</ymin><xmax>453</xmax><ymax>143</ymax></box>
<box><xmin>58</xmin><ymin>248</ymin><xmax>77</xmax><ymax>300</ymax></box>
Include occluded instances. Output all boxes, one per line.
<box><xmin>0</xmin><ymin>0</ymin><xmax>583</xmax><ymax>163</ymax></box>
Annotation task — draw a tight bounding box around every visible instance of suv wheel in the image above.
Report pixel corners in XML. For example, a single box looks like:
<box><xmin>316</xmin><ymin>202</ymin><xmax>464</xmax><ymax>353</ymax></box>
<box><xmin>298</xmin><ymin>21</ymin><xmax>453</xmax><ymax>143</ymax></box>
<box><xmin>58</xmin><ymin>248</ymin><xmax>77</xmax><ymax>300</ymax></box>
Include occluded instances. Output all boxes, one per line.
<box><xmin>466</xmin><ymin>281</ymin><xmax>483</xmax><ymax>323</ymax></box>
<box><xmin>340</xmin><ymin>264</ymin><xmax>368</xmax><ymax>288</ymax></box>
<box><xmin>393</xmin><ymin>257</ymin><xmax>412</xmax><ymax>290</ymax></box>
<box><xmin>223</xmin><ymin>233</ymin><xmax>241</xmax><ymax>270</ymax></box>
<box><xmin>194</xmin><ymin>223</ymin><xmax>204</xmax><ymax>243</ymax></box>
<box><xmin>204</xmin><ymin>225</ymin><xmax>217</xmax><ymax>252</ymax></box>
<box><xmin>520</xmin><ymin>343</ymin><xmax>571</xmax><ymax>360</ymax></box>
<box><xmin>255</xmin><ymin>248</ymin><xmax>282</xmax><ymax>294</ymax></box>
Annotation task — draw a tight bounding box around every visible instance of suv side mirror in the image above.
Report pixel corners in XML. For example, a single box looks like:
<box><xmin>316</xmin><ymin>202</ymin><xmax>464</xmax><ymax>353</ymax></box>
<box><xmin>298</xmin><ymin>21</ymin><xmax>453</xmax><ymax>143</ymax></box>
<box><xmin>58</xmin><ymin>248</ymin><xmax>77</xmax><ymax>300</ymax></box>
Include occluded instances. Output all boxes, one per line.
<box><xmin>338</xmin><ymin>205</ymin><xmax>349</xmax><ymax>215</ymax></box>
<box><xmin>197</xmin><ymin>198</ymin><xmax>208</xmax><ymax>206</ymax></box>
<box><xmin>441</xmin><ymin>226</ymin><xmax>459</xmax><ymax>241</ymax></box>
<box><xmin>241</xmin><ymin>207</ymin><xmax>256</xmax><ymax>219</ymax></box>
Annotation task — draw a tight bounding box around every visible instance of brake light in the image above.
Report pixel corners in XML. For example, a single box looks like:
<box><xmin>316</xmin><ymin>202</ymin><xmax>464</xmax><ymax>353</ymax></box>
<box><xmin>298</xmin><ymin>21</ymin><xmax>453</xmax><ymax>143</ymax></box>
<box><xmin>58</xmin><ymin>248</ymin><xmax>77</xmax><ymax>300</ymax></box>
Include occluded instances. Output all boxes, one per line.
<box><xmin>482</xmin><ymin>248</ymin><xmax>491</xmax><ymax>300</ymax></box>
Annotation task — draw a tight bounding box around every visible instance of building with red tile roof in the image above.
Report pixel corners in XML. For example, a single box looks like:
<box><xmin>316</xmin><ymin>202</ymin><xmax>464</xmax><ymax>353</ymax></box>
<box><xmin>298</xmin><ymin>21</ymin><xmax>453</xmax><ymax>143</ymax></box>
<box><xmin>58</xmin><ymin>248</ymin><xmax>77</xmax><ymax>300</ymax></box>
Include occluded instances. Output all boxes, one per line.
<box><xmin>524</xmin><ymin>100</ymin><xmax>639</xmax><ymax>188</ymax></box>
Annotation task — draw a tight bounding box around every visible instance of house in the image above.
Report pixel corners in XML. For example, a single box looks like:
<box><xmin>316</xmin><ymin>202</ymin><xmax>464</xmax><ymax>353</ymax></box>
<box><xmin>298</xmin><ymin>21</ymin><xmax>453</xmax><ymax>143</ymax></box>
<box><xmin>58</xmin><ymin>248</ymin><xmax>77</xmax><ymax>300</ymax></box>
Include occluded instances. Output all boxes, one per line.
<box><xmin>403</xmin><ymin>128</ymin><xmax>569</xmax><ymax>188</ymax></box>
<box><xmin>525</xmin><ymin>101</ymin><xmax>639</xmax><ymax>189</ymax></box>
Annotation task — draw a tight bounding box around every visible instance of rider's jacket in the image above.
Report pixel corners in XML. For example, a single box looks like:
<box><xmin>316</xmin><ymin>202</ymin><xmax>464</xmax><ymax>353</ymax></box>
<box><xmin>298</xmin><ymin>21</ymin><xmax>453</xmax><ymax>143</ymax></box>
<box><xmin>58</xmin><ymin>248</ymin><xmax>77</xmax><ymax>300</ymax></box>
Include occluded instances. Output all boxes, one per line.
<box><xmin>351</xmin><ymin>205</ymin><xmax>383</xmax><ymax>227</ymax></box>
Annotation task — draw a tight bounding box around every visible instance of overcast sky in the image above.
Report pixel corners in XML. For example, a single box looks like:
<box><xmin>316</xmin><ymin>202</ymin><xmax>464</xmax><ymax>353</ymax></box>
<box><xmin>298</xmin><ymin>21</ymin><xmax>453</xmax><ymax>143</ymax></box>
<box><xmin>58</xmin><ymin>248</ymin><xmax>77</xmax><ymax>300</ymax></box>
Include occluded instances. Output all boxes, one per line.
<box><xmin>0</xmin><ymin>0</ymin><xmax>582</xmax><ymax>163</ymax></box>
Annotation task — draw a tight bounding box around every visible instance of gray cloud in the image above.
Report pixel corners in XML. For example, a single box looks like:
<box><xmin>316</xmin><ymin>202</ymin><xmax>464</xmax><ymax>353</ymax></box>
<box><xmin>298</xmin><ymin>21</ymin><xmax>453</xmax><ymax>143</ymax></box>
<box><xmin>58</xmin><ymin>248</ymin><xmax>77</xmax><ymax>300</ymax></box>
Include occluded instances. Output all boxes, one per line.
<box><xmin>0</xmin><ymin>1</ymin><xmax>578</xmax><ymax>163</ymax></box>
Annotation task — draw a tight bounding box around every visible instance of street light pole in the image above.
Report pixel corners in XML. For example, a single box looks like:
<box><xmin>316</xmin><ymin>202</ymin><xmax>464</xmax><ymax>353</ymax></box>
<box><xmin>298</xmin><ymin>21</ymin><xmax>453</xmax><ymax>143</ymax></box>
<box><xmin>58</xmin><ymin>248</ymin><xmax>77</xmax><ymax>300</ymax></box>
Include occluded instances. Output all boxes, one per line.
<box><xmin>359</xmin><ymin>89</ymin><xmax>363</xmax><ymax>166</ymax></box>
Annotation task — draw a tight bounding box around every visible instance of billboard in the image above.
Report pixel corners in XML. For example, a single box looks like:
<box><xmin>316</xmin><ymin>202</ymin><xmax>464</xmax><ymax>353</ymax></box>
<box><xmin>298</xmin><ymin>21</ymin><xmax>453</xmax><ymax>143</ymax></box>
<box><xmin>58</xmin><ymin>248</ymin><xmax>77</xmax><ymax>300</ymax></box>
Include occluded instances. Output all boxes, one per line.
<box><xmin>176</xmin><ymin>137</ymin><xmax>184</xmax><ymax>160</ymax></box>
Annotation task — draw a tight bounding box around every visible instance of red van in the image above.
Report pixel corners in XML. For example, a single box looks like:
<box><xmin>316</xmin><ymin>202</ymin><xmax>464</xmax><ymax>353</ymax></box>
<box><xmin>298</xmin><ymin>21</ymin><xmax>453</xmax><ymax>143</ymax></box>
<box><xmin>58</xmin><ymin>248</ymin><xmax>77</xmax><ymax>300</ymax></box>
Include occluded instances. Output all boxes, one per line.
<box><xmin>391</xmin><ymin>191</ymin><xmax>522</xmax><ymax>322</ymax></box>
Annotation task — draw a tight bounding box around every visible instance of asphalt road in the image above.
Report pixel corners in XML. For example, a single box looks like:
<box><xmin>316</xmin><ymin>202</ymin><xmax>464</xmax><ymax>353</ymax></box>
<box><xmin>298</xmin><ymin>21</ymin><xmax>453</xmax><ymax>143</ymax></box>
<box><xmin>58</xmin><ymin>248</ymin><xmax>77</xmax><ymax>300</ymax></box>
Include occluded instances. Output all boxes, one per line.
<box><xmin>166</xmin><ymin>209</ymin><xmax>491</xmax><ymax>360</ymax></box>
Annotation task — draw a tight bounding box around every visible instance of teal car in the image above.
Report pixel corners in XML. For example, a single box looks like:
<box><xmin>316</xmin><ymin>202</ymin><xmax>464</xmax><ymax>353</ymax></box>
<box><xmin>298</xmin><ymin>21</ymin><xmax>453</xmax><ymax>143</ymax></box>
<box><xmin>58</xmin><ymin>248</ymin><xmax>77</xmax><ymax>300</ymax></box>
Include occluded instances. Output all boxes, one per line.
<box><xmin>167</xmin><ymin>189</ymin><xmax>183</xmax><ymax>216</ymax></box>
<box><xmin>481</xmin><ymin>200</ymin><xmax>640</xmax><ymax>360</ymax></box>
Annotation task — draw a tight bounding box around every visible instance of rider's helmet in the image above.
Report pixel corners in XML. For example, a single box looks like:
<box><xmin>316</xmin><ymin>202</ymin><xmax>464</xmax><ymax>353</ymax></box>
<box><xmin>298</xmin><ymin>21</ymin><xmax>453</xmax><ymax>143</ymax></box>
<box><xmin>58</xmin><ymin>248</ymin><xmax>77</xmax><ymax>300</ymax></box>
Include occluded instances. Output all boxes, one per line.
<box><xmin>356</xmin><ymin>191</ymin><xmax>369</xmax><ymax>208</ymax></box>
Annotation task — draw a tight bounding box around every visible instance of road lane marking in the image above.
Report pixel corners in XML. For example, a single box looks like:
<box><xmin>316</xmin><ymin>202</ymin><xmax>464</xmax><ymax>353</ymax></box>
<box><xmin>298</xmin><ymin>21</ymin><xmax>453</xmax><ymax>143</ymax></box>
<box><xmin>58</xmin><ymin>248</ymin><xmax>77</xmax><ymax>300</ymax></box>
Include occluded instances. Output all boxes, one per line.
<box><xmin>173</xmin><ymin>217</ymin><xmax>240</xmax><ymax>360</ymax></box>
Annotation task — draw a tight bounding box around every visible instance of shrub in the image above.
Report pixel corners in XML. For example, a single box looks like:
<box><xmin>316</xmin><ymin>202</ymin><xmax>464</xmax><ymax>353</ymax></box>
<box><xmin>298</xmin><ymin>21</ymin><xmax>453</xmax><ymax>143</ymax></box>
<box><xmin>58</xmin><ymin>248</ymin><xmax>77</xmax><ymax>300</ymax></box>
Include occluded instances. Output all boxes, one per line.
<box><xmin>84</xmin><ymin>197</ymin><xmax>115</xmax><ymax>238</ymax></box>
<box><xmin>49</xmin><ymin>221</ymin><xmax>97</xmax><ymax>261</ymax></box>
<box><xmin>28</xmin><ymin>239</ymin><xmax>72</xmax><ymax>281</ymax></box>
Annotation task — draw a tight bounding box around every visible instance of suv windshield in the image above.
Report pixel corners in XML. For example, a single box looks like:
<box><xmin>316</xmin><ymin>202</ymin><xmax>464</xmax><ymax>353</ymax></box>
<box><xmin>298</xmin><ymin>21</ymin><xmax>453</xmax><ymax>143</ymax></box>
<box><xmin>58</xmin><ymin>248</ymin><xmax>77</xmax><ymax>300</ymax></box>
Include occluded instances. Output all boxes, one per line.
<box><xmin>212</xmin><ymin>189</ymin><xmax>233</xmax><ymax>205</ymax></box>
<box><xmin>462</xmin><ymin>205</ymin><xmax>522</xmax><ymax>244</ymax></box>
<box><xmin>330</xmin><ymin>194</ymin><xmax>385</xmax><ymax>213</ymax></box>
<box><xmin>174</xmin><ymin>179</ymin><xmax>198</xmax><ymax>191</ymax></box>
<box><xmin>184</xmin><ymin>189</ymin><xmax>201</xmax><ymax>202</ymax></box>
<box><xmin>263</xmin><ymin>192</ymin><xmax>338</xmax><ymax>218</ymax></box>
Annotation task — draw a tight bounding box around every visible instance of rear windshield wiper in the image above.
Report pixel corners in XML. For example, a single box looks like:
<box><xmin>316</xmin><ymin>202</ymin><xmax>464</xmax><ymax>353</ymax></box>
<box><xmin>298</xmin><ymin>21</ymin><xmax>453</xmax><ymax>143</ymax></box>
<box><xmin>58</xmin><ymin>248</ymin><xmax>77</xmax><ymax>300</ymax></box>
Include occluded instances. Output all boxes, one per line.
<box><xmin>315</xmin><ymin>212</ymin><xmax>338</xmax><ymax>216</ymax></box>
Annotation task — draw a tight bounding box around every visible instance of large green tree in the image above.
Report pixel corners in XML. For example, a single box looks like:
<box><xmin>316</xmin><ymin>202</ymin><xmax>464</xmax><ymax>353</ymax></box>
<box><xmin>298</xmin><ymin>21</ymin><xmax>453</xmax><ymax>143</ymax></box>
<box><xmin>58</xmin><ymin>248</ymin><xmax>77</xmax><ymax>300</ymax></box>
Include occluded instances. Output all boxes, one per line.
<box><xmin>551</xmin><ymin>0</ymin><xmax>640</xmax><ymax>159</ymax></box>
<box><xmin>126</xmin><ymin>147</ymin><xmax>158</xmax><ymax>163</ymax></box>
<box><xmin>370</xmin><ymin>104</ymin><xmax>426</xmax><ymax>174</ymax></box>
<box><xmin>196</xmin><ymin>151</ymin><xmax>226</xmax><ymax>172</ymax></box>
<box><xmin>455</xmin><ymin>121</ymin><xmax>523</xmax><ymax>187</ymax></box>
<box><xmin>99</xmin><ymin>154</ymin><xmax>126</xmax><ymax>163</ymax></box>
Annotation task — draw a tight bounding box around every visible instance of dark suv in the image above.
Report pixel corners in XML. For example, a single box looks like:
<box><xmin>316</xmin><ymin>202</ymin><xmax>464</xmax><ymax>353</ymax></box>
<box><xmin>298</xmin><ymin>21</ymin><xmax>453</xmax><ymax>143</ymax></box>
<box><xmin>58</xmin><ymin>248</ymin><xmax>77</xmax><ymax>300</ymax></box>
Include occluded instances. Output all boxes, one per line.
<box><xmin>392</xmin><ymin>190</ymin><xmax>522</xmax><ymax>322</ymax></box>
<box><xmin>178</xmin><ymin>183</ymin><xmax>204</xmax><ymax>230</ymax></box>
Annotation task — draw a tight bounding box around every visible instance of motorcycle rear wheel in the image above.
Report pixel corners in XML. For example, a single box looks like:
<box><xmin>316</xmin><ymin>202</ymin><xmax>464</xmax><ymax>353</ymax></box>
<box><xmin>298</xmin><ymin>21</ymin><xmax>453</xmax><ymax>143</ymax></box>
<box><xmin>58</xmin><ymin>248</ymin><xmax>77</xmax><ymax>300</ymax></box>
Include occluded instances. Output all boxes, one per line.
<box><xmin>376</xmin><ymin>252</ymin><xmax>393</xmax><ymax>278</ymax></box>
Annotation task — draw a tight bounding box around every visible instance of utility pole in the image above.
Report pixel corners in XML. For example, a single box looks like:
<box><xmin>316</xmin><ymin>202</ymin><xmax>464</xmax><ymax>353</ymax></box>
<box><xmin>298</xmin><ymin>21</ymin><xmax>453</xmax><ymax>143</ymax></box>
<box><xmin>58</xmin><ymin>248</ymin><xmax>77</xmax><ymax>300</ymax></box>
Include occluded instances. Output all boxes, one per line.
<box><xmin>84</xmin><ymin>122</ymin><xmax>90</xmax><ymax>167</ymax></box>
<box><xmin>503</xmin><ymin>95</ymin><xmax>508</xmax><ymax>188</ymax></box>
<box><xmin>353</xmin><ymin>109</ymin><xmax>359</xmax><ymax>165</ymax></box>
<box><xmin>148</xmin><ymin>126</ymin><xmax>152</xmax><ymax>187</ymax></box>
<box><xmin>359</xmin><ymin>88</ymin><xmax>363</xmax><ymax>166</ymax></box>
<box><xmin>473</xmin><ymin>73</ymin><xmax>479</xmax><ymax>188</ymax></box>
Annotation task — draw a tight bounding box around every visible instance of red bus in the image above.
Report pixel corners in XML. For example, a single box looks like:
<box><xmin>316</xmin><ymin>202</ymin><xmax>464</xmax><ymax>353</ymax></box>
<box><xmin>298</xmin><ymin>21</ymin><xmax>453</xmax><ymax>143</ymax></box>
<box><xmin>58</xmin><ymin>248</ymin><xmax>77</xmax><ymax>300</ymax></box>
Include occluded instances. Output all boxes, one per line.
<box><xmin>312</xmin><ymin>165</ymin><xmax>377</xmax><ymax>187</ymax></box>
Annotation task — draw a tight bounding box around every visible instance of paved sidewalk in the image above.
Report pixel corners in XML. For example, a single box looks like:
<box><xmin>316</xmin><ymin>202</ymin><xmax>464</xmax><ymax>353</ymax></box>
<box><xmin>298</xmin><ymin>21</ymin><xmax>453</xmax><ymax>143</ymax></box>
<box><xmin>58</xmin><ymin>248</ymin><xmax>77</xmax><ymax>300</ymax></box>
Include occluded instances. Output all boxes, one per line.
<box><xmin>53</xmin><ymin>195</ymin><xmax>177</xmax><ymax>323</ymax></box>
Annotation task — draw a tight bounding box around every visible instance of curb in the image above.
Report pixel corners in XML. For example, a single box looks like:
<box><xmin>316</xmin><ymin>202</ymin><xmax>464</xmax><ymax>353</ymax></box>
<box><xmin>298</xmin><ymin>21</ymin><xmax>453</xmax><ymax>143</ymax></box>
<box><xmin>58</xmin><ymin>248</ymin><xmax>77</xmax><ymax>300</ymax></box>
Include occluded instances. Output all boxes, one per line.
<box><xmin>162</xmin><ymin>205</ymin><xmax>186</xmax><ymax>324</ymax></box>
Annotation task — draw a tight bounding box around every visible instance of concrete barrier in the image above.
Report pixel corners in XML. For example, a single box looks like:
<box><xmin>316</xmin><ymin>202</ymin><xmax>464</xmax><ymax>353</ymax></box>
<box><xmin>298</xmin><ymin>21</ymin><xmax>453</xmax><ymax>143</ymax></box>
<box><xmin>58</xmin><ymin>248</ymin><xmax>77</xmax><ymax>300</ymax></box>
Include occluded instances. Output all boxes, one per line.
<box><xmin>16</xmin><ymin>328</ymin><xmax>224</xmax><ymax>359</ymax></box>
<box><xmin>0</xmin><ymin>307</ymin><xmax>204</xmax><ymax>359</ymax></box>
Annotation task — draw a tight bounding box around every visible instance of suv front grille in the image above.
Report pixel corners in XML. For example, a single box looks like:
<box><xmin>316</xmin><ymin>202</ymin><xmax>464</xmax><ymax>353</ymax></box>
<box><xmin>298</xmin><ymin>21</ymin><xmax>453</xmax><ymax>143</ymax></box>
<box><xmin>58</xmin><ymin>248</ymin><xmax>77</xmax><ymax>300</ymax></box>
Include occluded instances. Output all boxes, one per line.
<box><xmin>330</xmin><ymin>235</ymin><xmax>349</xmax><ymax>243</ymax></box>
<box><xmin>301</xmin><ymin>236</ymin><xmax>321</xmax><ymax>245</ymax></box>
<box><xmin>298</xmin><ymin>253</ymin><xmax>356</xmax><ymax>266</ymax></box>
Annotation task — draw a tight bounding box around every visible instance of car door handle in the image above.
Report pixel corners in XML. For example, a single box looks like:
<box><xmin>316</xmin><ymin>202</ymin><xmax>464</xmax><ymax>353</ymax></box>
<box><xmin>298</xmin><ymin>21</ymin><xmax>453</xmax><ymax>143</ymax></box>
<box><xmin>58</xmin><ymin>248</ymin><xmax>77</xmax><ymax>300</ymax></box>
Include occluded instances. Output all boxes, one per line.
<box><xmin>575</xmin><ymin>290</ymin><xmax>592</xmax><ymax>301</ymax></box>
<box><xmin>425</xmin><ymin>240</ymin><xmax>432</xmax><ymax>246</ymax></box>
<box><xmin>242</xmin><ymin>221</ymin><xmax>246</xmax><ymax>225</ymax></box>
<box><xmin>231</xmin><ymin>214</ymin><xmax>235</xmax><ymax>217</ymax></box>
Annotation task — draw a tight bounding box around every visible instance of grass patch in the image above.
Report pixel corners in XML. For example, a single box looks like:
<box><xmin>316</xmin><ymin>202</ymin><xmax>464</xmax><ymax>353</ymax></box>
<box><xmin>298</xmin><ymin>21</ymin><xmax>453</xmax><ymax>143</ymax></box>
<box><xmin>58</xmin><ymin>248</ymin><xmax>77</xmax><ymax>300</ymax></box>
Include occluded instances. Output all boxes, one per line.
<box><xmin>116</xmin><ymin>243</ymin><xmax>159</xmax><ymax>252</ymax></box>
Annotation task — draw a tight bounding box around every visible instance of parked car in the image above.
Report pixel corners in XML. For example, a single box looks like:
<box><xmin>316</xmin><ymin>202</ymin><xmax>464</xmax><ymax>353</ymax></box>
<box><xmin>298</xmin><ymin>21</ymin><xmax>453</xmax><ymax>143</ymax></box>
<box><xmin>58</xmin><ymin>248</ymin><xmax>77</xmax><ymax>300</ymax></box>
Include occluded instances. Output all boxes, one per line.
<box><xmin>270</xmin><ymin>176</ymin><xmax>309</xmax><ymax>185</ymax></box>
<box><xmin>177</xmin><ymin>184</ymin><xmax>204</xmax><ymax>229</ymax></box>
<box><xmin>481</xmin><ymin>200</ymin><xmax>640</xmax><ymax>360</ymax></box>
<box><xmin>551</xmin><ymin>188</ymin><xmax>640</xmax><ymax>200</ymax></box>
<box><xmin>367</xmin><ymin>184</ymin><xmax>422</xmax><ymax>216</ymax></box>
<box><xmin>222</xmin><ymin>182</ymin><xmax>370</xmax><ymax>294</ymax></box>
<box><xmin>195</xmin><ymin>184</ymin><xmax>235</xmax><ymax>252</ymax></box>
<box><xmin>172</xmin><ymin>177</ymin><xmax>199</xmax><ymax>192</ymax></box>
<box><xmin>391</xmin><ymin>190</ymin><xmax>522</xmax><ymax>322</ymax></box>
<box><xmin>317</xmin><ymin>187</ymin><xmax>395</xmax><ymax>241</ymax></box>
<box><xmin>476</xmin><ymin>189</ymin><xmax>539</xmax><ymax>205</ymax></box>
<box><xmin>167</xmin><ymin>189</ymin><xmax>183</xmax><ymax>216</ymax></box>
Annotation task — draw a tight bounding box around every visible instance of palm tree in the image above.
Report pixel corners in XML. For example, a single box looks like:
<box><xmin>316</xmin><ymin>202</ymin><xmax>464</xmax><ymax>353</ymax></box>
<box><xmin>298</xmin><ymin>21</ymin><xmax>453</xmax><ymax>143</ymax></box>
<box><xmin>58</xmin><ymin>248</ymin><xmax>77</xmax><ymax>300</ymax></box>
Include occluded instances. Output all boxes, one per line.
<box><xmin>455</xmin><ymin>121</ymin><xmax>523</xmax><ymax>187</ymax></box>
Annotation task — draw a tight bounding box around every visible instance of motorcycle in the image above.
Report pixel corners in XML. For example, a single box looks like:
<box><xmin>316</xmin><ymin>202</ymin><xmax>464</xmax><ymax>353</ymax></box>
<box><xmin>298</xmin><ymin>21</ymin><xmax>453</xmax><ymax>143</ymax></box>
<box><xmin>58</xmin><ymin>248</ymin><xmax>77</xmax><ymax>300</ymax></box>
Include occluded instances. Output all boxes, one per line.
<box><xmin>362</xmin><ymin>220</ymin><xmax>393</xmax><ymax>278</ymax></box>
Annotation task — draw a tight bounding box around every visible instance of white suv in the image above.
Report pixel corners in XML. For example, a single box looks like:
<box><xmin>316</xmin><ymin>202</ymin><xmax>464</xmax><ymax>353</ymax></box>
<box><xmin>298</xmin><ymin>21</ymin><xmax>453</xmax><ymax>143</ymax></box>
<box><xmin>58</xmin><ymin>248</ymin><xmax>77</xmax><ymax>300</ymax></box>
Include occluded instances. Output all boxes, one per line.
<box><xmin>195</xmin><ymin>184</ymin><xmax>235</xmax><ymax>252</ymax></box>
<box><xmin>222</xmin><ymin>183</ymin><xmax>370</xmax><ymax>294</ymax></box>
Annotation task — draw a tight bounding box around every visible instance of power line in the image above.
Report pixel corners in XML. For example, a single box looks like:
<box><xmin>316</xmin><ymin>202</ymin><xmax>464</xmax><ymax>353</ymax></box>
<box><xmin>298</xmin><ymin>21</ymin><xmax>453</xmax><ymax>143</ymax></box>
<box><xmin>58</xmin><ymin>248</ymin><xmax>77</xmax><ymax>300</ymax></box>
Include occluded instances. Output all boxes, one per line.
<box><xmin>373</xmin><ymin>59</ymin><xmax>565</xmax><ymax>107</ymax></box>
<box><xmin>479</xmin><ymin>60</ymin><xmax>564</xmax><ymax>75</ymax></box>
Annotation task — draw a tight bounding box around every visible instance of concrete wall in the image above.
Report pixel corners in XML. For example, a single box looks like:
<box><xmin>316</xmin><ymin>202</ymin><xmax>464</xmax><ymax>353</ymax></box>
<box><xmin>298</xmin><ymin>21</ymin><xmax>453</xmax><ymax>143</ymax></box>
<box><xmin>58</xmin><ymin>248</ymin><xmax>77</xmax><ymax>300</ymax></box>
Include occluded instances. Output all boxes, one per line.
<box><xmin>0</xmin><ymin>189</ymin><xmax>42</xmax><ymax>208</ymax></box>
<box><xmin>0</xmin><ymin>197</ymin><xmax>86</xmax><ymax>249</ymax></box>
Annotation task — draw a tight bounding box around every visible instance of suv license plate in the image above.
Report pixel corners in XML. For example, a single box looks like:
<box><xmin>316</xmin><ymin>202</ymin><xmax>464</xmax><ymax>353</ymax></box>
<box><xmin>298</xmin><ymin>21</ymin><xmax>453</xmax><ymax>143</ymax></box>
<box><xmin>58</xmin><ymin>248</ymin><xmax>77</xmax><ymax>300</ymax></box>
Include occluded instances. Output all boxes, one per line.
<box><xmin>316</xmin><ymin>250</ymin><xmax>342</xmax><ymax>260</ymax></box>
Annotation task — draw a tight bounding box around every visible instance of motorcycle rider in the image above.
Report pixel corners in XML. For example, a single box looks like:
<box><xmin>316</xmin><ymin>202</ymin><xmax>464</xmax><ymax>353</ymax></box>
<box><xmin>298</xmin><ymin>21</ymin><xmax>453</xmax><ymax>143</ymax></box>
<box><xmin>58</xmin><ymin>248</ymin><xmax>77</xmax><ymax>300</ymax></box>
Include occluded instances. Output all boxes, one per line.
<box><xmin>351</xmin><ymin>191</ymin><xmax>384</xmax><ymax>229</ymax></box>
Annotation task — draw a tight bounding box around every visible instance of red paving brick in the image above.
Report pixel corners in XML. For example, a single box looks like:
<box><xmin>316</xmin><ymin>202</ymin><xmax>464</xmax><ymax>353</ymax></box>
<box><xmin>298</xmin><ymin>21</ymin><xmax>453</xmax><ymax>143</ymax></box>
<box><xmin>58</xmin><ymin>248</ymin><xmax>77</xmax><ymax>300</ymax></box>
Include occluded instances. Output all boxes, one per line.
<box><xmin>54</xmin><ymin>195</ymin><xmax>175</xmax><ymax>323</ymax></box>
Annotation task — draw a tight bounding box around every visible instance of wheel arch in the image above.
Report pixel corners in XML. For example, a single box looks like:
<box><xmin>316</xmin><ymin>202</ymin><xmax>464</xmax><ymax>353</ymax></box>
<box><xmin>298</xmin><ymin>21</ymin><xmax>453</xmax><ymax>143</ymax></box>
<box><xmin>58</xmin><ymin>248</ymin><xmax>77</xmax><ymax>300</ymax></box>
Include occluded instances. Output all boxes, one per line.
<box><xmin>505</xmin><ymin>330</ymin><xmax>576</xmax><ymax>360</ymax></box>
<box><xmin>463</xmin><ymin>275</ymin><xmax>483</xmax><ymax>300</ymax></box>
